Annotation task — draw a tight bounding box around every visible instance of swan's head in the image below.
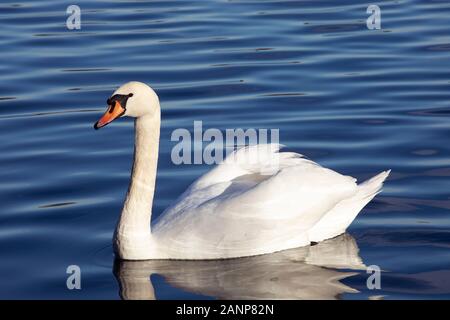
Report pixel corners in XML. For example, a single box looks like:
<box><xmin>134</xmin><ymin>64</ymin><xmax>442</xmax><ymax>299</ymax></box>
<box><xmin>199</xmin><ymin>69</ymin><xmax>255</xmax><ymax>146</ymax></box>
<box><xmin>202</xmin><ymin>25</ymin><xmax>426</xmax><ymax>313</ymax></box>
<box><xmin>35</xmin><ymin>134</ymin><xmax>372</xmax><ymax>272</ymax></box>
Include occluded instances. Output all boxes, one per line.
<box><xmin>94</xmin><ymin>81</ymin><xmax>159</xmax><ymax>129</ymax></box>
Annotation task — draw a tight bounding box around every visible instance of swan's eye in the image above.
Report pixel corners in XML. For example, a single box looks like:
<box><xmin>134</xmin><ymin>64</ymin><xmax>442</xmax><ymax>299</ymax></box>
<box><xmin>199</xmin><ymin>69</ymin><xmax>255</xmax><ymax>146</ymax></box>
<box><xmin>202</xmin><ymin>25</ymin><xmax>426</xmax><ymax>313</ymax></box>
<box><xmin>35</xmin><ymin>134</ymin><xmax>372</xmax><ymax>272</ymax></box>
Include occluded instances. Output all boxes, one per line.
<box><xmin>109</xmin><ymin>101</ymin><xmax>116</xmax><ymax>113</ymax></box>
<box><xmin>128</xmin><ymin>93</ymin><xmax>133</xmax><ymax>97</ymax></box>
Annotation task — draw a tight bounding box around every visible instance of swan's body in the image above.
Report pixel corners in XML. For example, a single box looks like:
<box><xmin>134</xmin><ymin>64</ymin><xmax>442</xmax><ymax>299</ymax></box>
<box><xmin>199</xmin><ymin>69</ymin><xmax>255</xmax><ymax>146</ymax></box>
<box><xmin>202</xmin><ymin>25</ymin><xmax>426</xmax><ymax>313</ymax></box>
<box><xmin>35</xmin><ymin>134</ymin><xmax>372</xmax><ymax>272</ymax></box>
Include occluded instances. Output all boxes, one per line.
<box><xmin>95</xmin><ymin>81</ymin><xmax>390</xmax><ymax>260</ymax></box>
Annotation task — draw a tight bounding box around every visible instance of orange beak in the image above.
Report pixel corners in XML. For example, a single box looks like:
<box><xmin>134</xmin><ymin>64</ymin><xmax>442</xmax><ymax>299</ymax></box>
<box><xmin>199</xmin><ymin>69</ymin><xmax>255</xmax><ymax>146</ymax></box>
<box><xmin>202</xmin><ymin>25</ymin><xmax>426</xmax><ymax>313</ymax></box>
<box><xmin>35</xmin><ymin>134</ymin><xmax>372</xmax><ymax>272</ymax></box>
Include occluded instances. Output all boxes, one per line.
<box><xmin>94</xmin><ymin>101</ymin><xmax>125</xmax><ymax>130</ymax></box>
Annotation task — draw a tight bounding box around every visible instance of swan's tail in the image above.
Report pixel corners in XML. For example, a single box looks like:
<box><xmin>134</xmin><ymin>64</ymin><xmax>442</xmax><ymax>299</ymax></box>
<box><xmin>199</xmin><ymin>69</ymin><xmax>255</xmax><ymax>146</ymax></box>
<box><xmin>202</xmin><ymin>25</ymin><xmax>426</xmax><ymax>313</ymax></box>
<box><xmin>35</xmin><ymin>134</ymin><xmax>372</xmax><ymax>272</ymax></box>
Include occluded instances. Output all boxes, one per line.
<box><xmin>356</xmin><ymin>169</ymin><xmax>391</xmax><ymax>202</ymax></box>
<box><xmin>308</xmin><ymin>170</ymin><xmax>391</xmax><ymax>242</ymax></box>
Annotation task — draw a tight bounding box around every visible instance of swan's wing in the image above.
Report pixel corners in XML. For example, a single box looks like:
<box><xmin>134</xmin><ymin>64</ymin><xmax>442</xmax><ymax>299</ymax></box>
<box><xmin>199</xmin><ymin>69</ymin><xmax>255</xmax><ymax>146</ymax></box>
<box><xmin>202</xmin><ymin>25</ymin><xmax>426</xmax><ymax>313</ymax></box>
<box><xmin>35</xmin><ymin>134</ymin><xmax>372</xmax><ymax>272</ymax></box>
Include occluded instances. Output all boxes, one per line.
<box><xmin>154</xmin><ymin>144</ymin><xmax>358</xmax><ymax>259</ymax></box>
<box><xmin>155</xmin><ymin>144</ymin><xmax>289</xmax><ymax>222</ymax></box>
<box><xmin>188</xmin><ymin>144</ymin><xmax>291</xmax><ymax>190</ymax></box>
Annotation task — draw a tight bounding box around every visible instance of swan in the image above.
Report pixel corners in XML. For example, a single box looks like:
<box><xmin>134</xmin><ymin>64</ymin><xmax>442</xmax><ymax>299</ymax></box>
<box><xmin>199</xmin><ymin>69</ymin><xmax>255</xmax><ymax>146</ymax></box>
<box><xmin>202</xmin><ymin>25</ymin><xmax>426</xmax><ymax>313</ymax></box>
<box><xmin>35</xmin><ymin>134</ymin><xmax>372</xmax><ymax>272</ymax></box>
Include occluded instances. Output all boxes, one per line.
<box><xmin>94</xmin><ymin>81</ymin><xmax>390</xmax><ymax>260</ymax></box>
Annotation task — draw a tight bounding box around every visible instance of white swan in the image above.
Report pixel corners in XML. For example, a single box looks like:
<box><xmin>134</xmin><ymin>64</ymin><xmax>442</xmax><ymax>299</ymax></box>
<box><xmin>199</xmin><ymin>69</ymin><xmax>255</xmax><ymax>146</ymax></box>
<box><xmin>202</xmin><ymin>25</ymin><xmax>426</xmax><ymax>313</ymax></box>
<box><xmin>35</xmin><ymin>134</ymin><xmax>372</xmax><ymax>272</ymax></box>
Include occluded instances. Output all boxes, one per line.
<box><xmin>94</xmin><ymin>81</ymin><xmax>390</xmax><ymax>260</ymax></box>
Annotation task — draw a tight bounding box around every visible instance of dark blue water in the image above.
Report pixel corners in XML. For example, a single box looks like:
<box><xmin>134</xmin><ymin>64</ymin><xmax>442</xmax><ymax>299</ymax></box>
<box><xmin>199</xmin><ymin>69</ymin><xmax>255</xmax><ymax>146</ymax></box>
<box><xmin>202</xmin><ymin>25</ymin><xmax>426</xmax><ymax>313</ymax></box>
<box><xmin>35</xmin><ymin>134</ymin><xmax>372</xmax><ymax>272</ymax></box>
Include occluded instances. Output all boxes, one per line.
<box><xmin>1</xmin><ymin>0</ymin><xmax>450</xmax><ymax>299</ymax></box>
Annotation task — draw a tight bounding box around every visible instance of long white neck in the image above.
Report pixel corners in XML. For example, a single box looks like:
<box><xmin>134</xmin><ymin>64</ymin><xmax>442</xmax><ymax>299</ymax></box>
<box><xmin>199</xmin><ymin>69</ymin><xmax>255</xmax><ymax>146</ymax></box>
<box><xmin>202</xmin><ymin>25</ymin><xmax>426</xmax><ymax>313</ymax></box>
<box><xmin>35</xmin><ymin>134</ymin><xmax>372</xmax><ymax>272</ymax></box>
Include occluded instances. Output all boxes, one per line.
<box><xmin>114</xmin><ymin>110</ymin><xmax>160</xmax><ymax>259</ymax></box>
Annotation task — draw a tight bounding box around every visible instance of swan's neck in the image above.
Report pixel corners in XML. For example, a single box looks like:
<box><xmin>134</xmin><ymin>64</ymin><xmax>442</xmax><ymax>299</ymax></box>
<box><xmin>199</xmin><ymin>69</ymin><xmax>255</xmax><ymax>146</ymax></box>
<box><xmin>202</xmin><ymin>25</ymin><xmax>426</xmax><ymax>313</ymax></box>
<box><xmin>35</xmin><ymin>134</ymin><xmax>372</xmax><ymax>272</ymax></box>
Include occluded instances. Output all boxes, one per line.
<box><xmin>114</xmin><ymin>111</ymin><xmax>160</xmax><ymax>259</ymax></box>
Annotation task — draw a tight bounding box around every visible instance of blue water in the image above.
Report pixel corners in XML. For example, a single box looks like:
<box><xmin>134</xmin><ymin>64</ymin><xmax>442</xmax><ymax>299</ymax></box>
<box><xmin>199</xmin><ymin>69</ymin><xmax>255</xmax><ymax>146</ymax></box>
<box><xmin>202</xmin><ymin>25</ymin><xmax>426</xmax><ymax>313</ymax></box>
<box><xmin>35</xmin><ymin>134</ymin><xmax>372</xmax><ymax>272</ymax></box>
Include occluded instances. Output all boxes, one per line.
<box><xmin>1</xmin><ymin>0</ymin><xmax>450</xmax><ymax>299</ymax></box>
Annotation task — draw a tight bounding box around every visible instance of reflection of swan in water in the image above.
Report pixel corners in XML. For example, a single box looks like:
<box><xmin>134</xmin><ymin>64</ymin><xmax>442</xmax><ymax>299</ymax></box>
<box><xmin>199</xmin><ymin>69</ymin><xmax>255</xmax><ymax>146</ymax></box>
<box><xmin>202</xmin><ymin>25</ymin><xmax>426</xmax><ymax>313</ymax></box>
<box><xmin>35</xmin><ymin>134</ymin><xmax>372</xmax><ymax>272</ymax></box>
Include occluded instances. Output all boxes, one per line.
<box><xmin>113</xmin><ymin>234</ymin><xmax>366</xmax><ymax>300</ymax></box>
